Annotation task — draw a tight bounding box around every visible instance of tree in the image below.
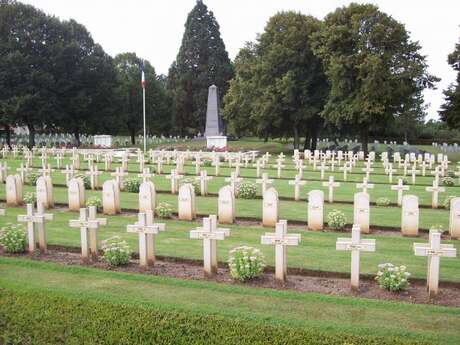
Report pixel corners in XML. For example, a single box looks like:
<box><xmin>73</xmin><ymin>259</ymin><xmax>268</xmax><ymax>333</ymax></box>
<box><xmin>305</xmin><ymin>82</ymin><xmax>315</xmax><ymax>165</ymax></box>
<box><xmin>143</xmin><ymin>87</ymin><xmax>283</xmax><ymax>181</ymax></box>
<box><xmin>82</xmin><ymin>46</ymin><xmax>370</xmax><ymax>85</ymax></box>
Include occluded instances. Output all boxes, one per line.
<box><xmin>53</xmin><ymin>19</ymin><xmax>120</xmax><ymax>146</ymax></box>
<box><xmin>440</xmin><ymin>36</ymin><xmax>460</xmax><ymax>129</ymax></box>
<box><xmin>168</xmin><ymin>0</ymin><xmax>233</xmax><ymax>136</ymax></box>
<box><xmin>0</xmin><ymin>0</ymin><xmax>62</xmax><ymax>147</ymax></box>
<box><xmin>114</xmin><ymin>52</ymin><xmax>171</xmax><ymax>144</ymax></box>
<box><xmin>224</xmin><ymin>12</ymin><xmax>329</xmax><ymax>149</ymax></box>
<box><xmin>312</xmin><ymin>3</ymin><xmax>437</xmax><ymax>154</ymax></box>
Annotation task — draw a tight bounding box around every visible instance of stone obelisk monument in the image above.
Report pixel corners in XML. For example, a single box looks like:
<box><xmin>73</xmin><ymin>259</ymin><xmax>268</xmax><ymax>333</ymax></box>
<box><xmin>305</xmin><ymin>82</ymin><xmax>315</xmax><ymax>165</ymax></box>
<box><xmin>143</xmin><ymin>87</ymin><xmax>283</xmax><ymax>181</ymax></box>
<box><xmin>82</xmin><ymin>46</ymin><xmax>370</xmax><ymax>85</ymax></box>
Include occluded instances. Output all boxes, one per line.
<box><xmin>205</xmin><ymin>85</ymin><xmax>227</xmax><ymax>149</ymax></box>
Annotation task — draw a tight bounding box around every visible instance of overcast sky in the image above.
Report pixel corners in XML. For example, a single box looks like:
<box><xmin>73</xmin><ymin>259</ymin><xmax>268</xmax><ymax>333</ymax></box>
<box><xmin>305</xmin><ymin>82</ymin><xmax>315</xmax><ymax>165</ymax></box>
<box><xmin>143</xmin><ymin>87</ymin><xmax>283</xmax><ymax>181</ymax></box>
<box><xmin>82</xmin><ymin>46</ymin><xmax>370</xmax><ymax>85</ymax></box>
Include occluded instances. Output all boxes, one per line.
<box><xmin>23</xmin><ymin>0</ymin><xmax>460</xmax><ymax>121</ymax></box>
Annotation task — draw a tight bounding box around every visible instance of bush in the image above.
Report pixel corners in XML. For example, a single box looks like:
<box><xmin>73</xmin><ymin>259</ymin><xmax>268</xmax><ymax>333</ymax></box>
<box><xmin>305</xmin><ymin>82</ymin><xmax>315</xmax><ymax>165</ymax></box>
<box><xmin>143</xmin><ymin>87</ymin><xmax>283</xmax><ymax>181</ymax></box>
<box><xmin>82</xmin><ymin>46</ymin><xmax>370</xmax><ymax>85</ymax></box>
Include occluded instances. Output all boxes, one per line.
<box><xmin>443</xmin><ymin>195</ymin><xmax>457</xmax><ymax>210</ymax></box>
<box><xmin>74</xmin><ymin>174</ymin><xmax>90</xmax><ymax>189</ymax></box>
<box><xmin>86</xmin><ymin>196</ymin><xmax>102</xmax><ymax>211</ymax></box>
<box><xmin>429</xmin><ymin>224</ymin><xmax>446</xmax><ymax>234</ymax></box>
<box><xmin>180</xmin><ymin>178</ymin><xmax>200</xmax><ymax>195</ymax></box>
<box><xmin>441</xmin><ymin>176</ymin><xmax>455</xmax><ymax>186</ymax></box>
<box><xmin>203</xmin><ymin>159</ymin><xmax>212</xmax><ymax>167</ymax></box>
<box><xmin>26</xmin><ymin>172</ymin><xmax>40</xmax><ymax>186</ymax></box>
<box><xmin>23</xmin><ymin>192</ymin><xmax>36</xmax><ymax>204</ymax></box>
<box><xmin>0</xmin><ymin>223</ymin><xmax>27</xmax><ymax>253</ymax></box>
<box><xmin>228</xmin><ymin>246</ymin><xmax>266</xmax><ymax>281</ymax></box>
<box><xmin>155</xmin><ymin>202</ymin><xmax>174</xmax><ymax>218</ymax></box>
<box><xmin>124</xmin><ymin>178</ymin><xmax>141</xmax><ymax>193</ymax></box>
<box><xmin>101</xmin><ymin>236</ymin><xmax>131</xmax><ymax>266</ymax></box>
<box><xmin>236</xmin><ymin>181</ymin><xmax>257</xmax><ymax>199</ymax></box>
<box><xmin>327</xmin><ymin>209</ymin><xmax>347</xmax><ymax>229</ymax></box>
<box><xmin>400</xmin><ymin>178</ymin><xmax>409</xmax><ymax>185</ymax></box>
<box><xmin>376</xmin><ymin>197</ymin><xmax>391</xmax><ymax>207</ymax></box>
<box><xmin>0</xmin><ymin>289</ymin><xmax>431</xmax><ymax>345</ymax></box>
<box><xmin>375</xmin><ymin>263</ymin><xmax>410</xmax><ymax>292</ymax></box>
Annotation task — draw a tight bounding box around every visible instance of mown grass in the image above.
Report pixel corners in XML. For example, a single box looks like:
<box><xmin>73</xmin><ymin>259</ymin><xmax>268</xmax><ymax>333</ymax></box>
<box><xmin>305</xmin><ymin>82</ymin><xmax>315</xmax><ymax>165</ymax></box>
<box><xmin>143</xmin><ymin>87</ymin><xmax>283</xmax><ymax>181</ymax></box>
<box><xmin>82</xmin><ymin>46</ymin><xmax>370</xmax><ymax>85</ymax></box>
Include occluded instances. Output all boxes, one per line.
<box><xmin>0</xmin><ymin>257</ymin><xmax>459</xmax><ymax>344</ymax></box>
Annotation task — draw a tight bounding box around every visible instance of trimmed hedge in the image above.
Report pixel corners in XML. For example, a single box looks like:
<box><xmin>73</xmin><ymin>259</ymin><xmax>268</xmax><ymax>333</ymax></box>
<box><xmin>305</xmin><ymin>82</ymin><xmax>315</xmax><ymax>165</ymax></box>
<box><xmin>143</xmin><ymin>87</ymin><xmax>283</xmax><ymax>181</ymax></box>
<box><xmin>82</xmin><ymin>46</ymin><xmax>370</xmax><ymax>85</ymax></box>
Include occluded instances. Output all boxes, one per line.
<box><xmin>0</xmin><ymin>288</ymin><xmax>430</xmax><ymax>345</ymax></box>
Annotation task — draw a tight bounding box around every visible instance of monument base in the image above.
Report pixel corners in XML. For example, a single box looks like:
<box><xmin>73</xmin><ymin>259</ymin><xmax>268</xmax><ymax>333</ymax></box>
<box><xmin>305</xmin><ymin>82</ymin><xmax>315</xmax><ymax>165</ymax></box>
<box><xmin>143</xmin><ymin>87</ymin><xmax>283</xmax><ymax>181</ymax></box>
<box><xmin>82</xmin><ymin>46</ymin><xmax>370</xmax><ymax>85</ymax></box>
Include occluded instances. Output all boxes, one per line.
<box><xmin>206</xmin><ymin>136</ymin><xmax>227</xmax><ymax>149</ymax></box>
<box><xmin>94</xmin><ymin>135</ymin><xmax>112</xmax><ymax>148</ymax></box>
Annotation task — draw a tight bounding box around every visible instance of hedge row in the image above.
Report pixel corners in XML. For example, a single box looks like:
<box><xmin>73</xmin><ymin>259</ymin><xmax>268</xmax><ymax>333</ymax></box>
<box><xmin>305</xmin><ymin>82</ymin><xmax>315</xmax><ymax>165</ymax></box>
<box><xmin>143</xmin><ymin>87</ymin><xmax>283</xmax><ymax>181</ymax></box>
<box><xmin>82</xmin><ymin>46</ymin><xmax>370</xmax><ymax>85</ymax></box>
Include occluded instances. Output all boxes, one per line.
<box><xmin>0</xmin><ymin>288</ymin><xmax>430</xmax><ymax>345</ymax></box>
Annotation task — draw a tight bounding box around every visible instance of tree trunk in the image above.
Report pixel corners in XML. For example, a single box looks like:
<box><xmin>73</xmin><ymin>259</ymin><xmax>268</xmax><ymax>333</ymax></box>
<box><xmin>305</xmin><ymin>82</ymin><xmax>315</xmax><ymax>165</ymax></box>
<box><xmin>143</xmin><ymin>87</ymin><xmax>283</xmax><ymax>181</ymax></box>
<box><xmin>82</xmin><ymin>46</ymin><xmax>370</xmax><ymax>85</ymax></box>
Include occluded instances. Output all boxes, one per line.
<box><xmin>311</xmin><ymin>128</ymin><xmax>318</xmax><ymax>151</ymax></box>
<box><xmin>130</xmin><ymin>129</ymin><xmax>136</xmax><ymax>145</ymax></box>
<box><xmin>360</xmin><ymin>124</ymin><xmax>369</xmax><ymax>157</ymax></box>
<box><xmin>303</xmin><ymin>132</ymin><xmax>311</xmax><ymax>151</ymax></box>
<box><xmin>27</xmin><ymin>124</ymin><xmax>35</xmax><ymax>149</ymax></box>
<box><xmin>293</xmin><ymin>126</ymin><xmax>300</xmax><ymax>150</ymax></box>
<box><xmin>74</xmin><ymin>130</ymin><xmax>81</xmax><ymax>147</ymax></box>
<box><xmin>263</xmin><ymin>131</ymin><xmax>269</xmax><ymax>143</ymax></box>
<box><xmin>5</xmin><ymin>124</ymin><xmax>11</xmax><ymax>149</ymax></box>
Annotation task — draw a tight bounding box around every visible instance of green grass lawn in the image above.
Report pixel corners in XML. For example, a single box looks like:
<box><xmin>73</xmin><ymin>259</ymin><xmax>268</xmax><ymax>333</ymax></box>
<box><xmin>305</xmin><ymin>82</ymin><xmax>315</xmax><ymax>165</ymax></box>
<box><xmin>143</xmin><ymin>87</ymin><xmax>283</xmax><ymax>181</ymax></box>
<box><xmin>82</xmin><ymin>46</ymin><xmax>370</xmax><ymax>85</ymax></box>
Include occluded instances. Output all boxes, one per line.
<box><xmin>0</xmin><ymin>257</ymin><xmax>459</xmax><ymax>345</ymax></box>
<box><xmin>2</xmin><ymin>207</ymin><xmax>459</xmax><ymax>282</ymax></box>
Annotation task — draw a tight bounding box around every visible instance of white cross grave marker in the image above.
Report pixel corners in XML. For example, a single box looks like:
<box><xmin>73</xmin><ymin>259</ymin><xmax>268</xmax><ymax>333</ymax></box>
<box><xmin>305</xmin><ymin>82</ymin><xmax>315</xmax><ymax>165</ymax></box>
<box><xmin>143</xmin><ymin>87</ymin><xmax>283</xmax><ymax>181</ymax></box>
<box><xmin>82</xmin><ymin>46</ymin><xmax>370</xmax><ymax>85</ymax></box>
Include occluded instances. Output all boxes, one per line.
<box><xmin>336</xmin><ymin>224</ymin><xmax>376</xmax><ymax>290</ymax></box>
<box><xmin>261</xmin><ymin>219</ymin><xmax>300</xmax><ymax>283</ymax></box>
<box><xmin>190</xmin><ymin>215</ymin><xmax>230</xmax><ymax>276</ymax></box>
<box><xmin>413</xmin><ymin>230</ymin><xmax>456</xmax><ymax>297</ymax></box>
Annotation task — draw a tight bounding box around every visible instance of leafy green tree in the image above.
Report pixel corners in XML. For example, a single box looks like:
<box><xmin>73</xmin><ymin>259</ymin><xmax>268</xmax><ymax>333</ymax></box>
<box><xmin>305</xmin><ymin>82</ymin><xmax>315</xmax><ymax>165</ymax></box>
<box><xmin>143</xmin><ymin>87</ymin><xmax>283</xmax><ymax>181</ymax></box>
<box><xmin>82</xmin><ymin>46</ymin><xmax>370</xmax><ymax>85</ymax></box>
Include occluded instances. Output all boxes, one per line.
<box><xmin>312</xmin><ymin>3</ymin><xmax>438</xmax><ymax>154</ymax></box>
<box><xmin>440</xmin><ymin>36</ymin><xmax>460</xmax><ymax>129</ymax></box>
<box><xmin>53</xmin><ymin>19</ymin><xmax>120</xmax><ymax>146</ymax></box>
<box><xmin>168</xmin><ymin>0</ymin><xmax>233</xmax><ymax>136</ymax></box>
<box><xmin>224</xmin><ymin>12</ymin><xmax>328</xmax><ymax>149</ymax></box>
<box><xmin>0</xmin><ymin>0</ymin><xmax>61</xmax><ymax>147</ymax></box>
<box><xmin>114</xmin><ymin>52</ymin><xmax>171</xmax><ymax>144</ymax></box>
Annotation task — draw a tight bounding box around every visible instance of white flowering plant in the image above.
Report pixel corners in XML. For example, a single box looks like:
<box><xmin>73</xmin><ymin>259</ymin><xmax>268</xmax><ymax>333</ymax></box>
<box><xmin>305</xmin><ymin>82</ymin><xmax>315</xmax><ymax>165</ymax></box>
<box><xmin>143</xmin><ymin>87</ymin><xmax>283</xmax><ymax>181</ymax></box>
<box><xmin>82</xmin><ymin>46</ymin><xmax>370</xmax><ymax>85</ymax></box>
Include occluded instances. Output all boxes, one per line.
<box><xmin>23</xmin><ymin>192</ymin><xmax>36</xmax><ymax>204</ymax></box>
<box><xmin>443</xmin><ymin>195</ymin><xmax>457</xmax><ymax>210</ymax></box>
<box><xmin>376</xmin><ymin>197</ymin><xmax>391</xmax><ymax>207</ymax></box>
<box><xmin>101</xmin><ymin>236</ymin><xmax>131</xmax><ymax>266</ymax></box>
<box><xmin>26</xmin><ymin>172</ymin><xmax>40</xmax><ymax>186</ymax></box>
<box><xmin>327</xmin><ymin>209</ymin><xmax>347</xmax><ymax>229</ymax></box>
<box><xmin>155</xmin><ymin>202</ymin><xmax>174</xmax><ymax>218</ymax></box>
<box><xmin>441</xmin><ymin>176</ymin><xmax>455</xmax><ymax>186</ymax></box>
<box><xmin>375</xmin><ymin>263</ymin><xmax>411</xmax><ymax>292</ymax></box>
<box><xmin>86</xmin><ymin>196</ymin><xmax>102</xmax><ymax>211</ymax></box>
<box><xmin>236</xmin><ymin>181</ymin><xmax>257</xmax><ymax>199</ymax></box>
<box><xmin>0</xmin><ymin>223</ymin><xmax>27</xmax><ymax>253</ymax></box>
<box><xmin>429</xmin><ymin>224</ymin><xmax>446</xmax><ymax>234</ymax></box>
<box><xmin>124</xmin><ymin>178</ymin><xmax>141</xmax><ymax>193</ymax></box>
<box><xmin>228</xmin><ymin>246</ymin><xmax>266</xmax><ymax>281</ymax></box>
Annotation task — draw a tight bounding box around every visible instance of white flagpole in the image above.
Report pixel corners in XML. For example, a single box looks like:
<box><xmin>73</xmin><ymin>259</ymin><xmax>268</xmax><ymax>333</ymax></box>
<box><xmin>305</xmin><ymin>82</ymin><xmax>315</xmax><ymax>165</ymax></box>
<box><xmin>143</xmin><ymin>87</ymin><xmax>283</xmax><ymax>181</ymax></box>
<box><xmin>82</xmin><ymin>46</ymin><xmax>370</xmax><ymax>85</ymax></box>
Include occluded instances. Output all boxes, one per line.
<box><xmin>143</xmin><ymin>82</ymin><xmax>146</xmax><ymax>152</ymax></box>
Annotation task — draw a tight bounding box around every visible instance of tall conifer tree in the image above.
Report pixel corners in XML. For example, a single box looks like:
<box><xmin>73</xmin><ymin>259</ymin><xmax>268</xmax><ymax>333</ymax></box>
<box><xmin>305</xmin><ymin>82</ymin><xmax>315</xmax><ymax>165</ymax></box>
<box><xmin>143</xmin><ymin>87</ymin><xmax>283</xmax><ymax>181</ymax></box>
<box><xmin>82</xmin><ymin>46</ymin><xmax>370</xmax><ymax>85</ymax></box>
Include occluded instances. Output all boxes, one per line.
<box><xmin>168</xmin><ymin>0</ymin><xmax>233</xmax><ymax>135</ymax></box>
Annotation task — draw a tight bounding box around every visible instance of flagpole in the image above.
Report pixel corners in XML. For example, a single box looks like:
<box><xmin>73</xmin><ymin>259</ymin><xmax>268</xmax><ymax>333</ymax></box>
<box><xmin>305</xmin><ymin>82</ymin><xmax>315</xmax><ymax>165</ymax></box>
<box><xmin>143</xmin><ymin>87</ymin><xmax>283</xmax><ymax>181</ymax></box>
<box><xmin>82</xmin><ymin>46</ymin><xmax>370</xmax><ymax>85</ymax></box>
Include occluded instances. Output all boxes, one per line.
<box><xmin>143</xmin><ymin>81</ymin><xmax>146</xmax><ymax>152</ymax></box>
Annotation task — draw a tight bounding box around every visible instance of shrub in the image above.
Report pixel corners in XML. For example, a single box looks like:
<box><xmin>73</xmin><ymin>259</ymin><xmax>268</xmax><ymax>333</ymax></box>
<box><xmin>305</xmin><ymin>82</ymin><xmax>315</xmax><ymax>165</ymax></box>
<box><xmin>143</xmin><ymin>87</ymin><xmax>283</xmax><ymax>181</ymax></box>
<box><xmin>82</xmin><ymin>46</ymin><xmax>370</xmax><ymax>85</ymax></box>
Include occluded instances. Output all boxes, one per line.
<box><xmin>180</xmin><ymin>178</ymin><xmax>200</xmax><ymax>195</ymax></box>
<box><xmin>74</xmin><ymin>174</ymin><xmax>90</xmax><ymax>189</ymax></box>
<box><xmin>400</xmin><ymin>178</ymin><xmax>409</xmax><ymax>185</ymax></box>
<box><xmin>429</xmin><ymin>224</ymin><xmax>446</xmax><ymax>234</ymax></box>
<box><xmin>101</xmin><ymin>236</ymin><xmax>131</xmax><ymax>266</ymax></box>
<box><xmin>236</xmin><ymin>181</ymin><xmax>257</xmax><ymax>199</ymax></box>
<box><xmin>443</xmin><ymin>195</ymin><xmax>457</xmax><ymax>210</ymax></box>
<box><xmin>441</xmin><ymin>176</ymin><xmax>455</xmax><ymax>186</ymax></box>
<box><xmin>203</xmin><ymin>159</ymin><xmax>212</xmax><ymax>167</ymax></box>
<box><xmin>375</xmin><ymin>197</ymin><xmax>391</xmax><ymax>207</ymax></box>
<box><xmin>86</xmin><ymin>196</ymin><xmax>102</xmax><ymax>211</ymax></box>
<box><xmin>26</xmin><ymin>172</ymin><xmax>40</xmax><ymax>186</ymax></box>
<box><xmin>228</xmin><ymin>246</ymin><xmax>266</xmax><ymax>281</ymax></box>
<box><xmin>0</xmin><ymin>223</ymin><xmax>27</xmax><ymax>253</ymax></box>
<box><xmin>375</xmin><ymin>263</ymin><xmax>410</xmax><ymax>292</ymax></box>
<box><xmin>155</xmin><ymin>202</ymin><xmax>174</xmax><ymax>218</ymax></box>
<box><xmin>124</xmin><ymin>178</ymin><xmax>141</xmax><ymax>193</ymax></box>
<box><xmin>327</xmin><ymin>209</ymin><xmax>347</xmax><ymax>229</ymax></box>
<box><xmin>23</xmin><ymin>192</ymin><xmax>36</xmax><ymax>204</ymax></box>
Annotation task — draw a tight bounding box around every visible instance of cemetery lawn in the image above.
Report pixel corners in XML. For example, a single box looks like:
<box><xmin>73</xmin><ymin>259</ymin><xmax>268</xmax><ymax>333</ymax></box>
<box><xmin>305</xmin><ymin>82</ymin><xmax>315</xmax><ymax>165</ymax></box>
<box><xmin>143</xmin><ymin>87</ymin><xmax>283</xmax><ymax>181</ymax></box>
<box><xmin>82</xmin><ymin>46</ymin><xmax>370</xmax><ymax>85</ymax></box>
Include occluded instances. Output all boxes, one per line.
<box><xmin>1</xmin><ymin>256</ymin><xmax>459</xmax><ymax>345</ymax></box>
<box><xmin>2</xmin><ymin>207</ymin><xmax>459</xmax><ymax>282</ymax></box>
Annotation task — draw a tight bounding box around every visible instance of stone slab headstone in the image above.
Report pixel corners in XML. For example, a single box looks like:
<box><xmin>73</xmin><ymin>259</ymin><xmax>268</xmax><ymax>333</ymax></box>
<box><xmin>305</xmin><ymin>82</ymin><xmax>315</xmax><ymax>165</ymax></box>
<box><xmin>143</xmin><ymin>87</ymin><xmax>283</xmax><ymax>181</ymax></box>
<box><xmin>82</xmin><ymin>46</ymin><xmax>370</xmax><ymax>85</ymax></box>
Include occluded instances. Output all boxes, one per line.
<box><xmin>262</xmin><ymin>187</ymin><xmax>279</xmax><ymax>227</ymax></box>
<box><xmin>353</xmin><ymin>192</ymin><xmax>370</xmax><ymax>233</ymax></box>
<box><xmin>178</xmin><ymin>183</ymin><xmax>196</xmax><ymax>220</ymax></box>
<box><xmin>308</xmin><ymin>190</ymin><xmax>324</xmax><ymax>230</ymax></box>
<box><xmin>401</xmin><ymin>195</ymin><xmax>419</xmax><ymax>236</ymax></box>
<box><xmin>218</xmin><ymin>185</ymin><xmax>235</xmax><ymax>224</ymax></box>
